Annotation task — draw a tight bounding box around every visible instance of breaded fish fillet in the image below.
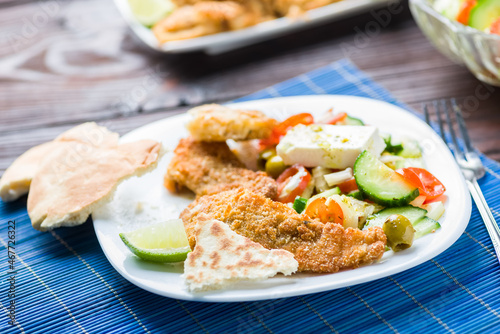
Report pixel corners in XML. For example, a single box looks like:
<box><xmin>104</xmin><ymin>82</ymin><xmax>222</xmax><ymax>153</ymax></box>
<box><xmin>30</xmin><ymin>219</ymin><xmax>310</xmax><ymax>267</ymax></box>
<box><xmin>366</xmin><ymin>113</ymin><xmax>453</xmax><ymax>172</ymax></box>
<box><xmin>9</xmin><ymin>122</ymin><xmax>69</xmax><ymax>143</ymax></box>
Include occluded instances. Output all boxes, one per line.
<box><xmin>180</xmin><ymin>188</ymin><xmax>387</xmax><ymax>272</ymax></box>
<box><xmin>153</xmin><ymin>4</ymin><xmax>222</xmax><ymax>42</ymax></box>
<box><xmin>165</xmin><ymin>138</ymin><xmax>277</xmax><ymax>198</ymax></box>
<box><xmin>153</xmin><ymin>1</ymin><xmax>274</xmax><ymax>43</ymax></box>
<box><xmin>186</xmin><ymin>104</ymin><xmax>277</xmax><ymax>142</ymax></box>
<box><xmin>273</xmin><ymin>0</ymin><xmax>338</xmax><ymax>16</ymax></box>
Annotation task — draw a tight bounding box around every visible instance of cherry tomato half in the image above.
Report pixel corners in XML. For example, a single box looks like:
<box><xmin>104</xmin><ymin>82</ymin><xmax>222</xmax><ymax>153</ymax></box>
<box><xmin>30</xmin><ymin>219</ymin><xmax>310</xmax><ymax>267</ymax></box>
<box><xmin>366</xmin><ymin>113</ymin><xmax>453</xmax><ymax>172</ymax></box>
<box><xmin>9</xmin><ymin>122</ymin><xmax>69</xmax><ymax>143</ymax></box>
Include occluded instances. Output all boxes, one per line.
<box><xmin>323</xmin><ymin>112</ymin><xmax>347</xmax><ymax>125</ymax></box>
<box><xmin>456</xmin><ymin>0</ymin><xmax>477</xmax><ymax>25</ymax></box>
<box><xmin>396</xmin><ymin>167</ymin><xmax>446</xmax><ymax>200</ymax></box>
<box><xmin>276</xmin><ymin>164</ymin><xmax>311</xmax><ymax>203</ymax></box>
<box><xmin>338</xmin><ymin>178</ymin><xmax>358</xmax><ymax>194</ymax></box>
<box><xmin>260</xmin><ymin>113</ymin><xmax>314</xmax><ymax>147</ymax></box>
<box><xmin>490</xmin><ymin>18</ymin><xmax>500</xmax><ymax>35</ymax></box>
<box><xmin>305</xmin><ymin>197</ymin><xmax>344</xmax><ymax>225</ymax></box>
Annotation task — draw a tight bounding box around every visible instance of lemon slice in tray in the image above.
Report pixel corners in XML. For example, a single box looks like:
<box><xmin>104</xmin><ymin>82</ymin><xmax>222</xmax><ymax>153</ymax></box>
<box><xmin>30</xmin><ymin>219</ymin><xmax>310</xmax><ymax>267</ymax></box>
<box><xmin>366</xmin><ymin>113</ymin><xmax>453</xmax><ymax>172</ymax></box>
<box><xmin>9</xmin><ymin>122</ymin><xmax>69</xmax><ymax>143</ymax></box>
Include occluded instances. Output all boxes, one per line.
<box><xmin>128</xmin><ymin>0</ymin><xmax>175</xmax><ymax>27</ymax></box>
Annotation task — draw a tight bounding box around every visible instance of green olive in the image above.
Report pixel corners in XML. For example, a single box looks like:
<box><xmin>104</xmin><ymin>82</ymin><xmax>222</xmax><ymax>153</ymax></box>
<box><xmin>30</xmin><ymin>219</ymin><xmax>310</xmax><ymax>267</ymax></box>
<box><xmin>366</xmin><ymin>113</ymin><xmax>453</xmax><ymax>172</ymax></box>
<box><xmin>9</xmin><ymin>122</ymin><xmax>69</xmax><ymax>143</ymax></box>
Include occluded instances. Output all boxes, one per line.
<box><xmin>257</xmin><ymin>148</ymin><xmax>277</xmax><ymax>170</ymax></box>
<box><xmin>265</xmin><ymin>155</ymin><xmax>286</xmax><ymax>178</ymax></box>
<box><xmin>383</xmin><ymin>214</ymin><xmax>415</xmax><ymax>252</ymax></box>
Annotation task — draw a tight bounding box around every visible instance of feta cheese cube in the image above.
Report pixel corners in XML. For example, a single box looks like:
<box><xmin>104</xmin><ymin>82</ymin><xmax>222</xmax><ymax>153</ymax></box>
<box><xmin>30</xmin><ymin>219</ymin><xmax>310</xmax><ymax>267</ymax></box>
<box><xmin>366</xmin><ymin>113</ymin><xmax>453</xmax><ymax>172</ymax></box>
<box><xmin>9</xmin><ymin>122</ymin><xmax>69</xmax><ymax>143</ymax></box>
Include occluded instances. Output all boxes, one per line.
<box><xmin>276</xmin><ymin>124</ymin><xmax>386</xmax><ymax>169</ymax></box>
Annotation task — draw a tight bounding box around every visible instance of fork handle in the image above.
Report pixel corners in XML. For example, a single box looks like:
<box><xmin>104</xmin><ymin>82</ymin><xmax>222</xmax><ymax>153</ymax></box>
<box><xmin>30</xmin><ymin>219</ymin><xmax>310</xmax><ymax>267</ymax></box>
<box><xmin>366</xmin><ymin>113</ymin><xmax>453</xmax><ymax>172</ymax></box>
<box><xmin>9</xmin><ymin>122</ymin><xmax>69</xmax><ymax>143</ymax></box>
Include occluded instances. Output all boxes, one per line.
<box><xmin>467</xmin><ymin>178</ymin><xmax>500</xmax><ymax>264</ymax></box>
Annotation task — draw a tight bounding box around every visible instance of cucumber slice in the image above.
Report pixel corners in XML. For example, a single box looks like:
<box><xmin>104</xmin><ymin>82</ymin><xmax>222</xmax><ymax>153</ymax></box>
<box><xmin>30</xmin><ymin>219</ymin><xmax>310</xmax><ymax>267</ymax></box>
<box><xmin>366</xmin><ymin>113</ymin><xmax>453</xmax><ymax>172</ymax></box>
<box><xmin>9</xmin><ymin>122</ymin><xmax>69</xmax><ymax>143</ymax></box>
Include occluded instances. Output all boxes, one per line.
<box><xmin>365</xmin><ymin>207</ymin><xmax>441</xmax><ymax>239</ymax></box>
<box><xmin>344</xmin><ymin>115</ymin><xmax>365</xmax><ymax>126</ymax></box>
<box><xmin>469</xmin><ymin>0</ymin><xmax>500</xmax><ymax>30</ymax></box>
<box><xmin>413</xmin><ymin>217</ymin><xmax>441</xmax><ymax>239</ymax></box>
<box><xmin>354</xmin><ymin>151</ymin><xmax>420</xmax><ymax>207</ymax></box>
<box><xmin>364</xmin><ymin>206</ymin><xmax>427</xmax><ymax>228</ymax></box>
<box><xmin>347</xmin><ymin>190</ymin><xmax>364</xmax><ymax>200</ymax></box>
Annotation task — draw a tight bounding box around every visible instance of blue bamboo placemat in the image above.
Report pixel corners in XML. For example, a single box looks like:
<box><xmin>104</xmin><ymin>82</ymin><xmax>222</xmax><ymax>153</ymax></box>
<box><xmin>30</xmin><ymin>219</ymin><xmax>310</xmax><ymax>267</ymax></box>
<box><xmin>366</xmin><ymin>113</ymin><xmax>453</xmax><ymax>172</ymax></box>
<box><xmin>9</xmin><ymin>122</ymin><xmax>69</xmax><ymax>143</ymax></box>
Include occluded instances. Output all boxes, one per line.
<box><xmin>2</xmin><ymin>58</ymin><xmax>500</xmax><ymax>333</ymax></box>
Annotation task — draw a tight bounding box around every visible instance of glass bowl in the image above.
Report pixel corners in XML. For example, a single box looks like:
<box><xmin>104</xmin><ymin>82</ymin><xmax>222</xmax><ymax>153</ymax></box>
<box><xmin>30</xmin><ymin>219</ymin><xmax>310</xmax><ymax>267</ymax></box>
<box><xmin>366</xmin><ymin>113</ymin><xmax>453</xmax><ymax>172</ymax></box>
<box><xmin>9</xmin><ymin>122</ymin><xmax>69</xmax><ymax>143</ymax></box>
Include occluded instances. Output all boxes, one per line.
<box><xmin>409</xmin><ymin>0</ymin><xmax>500</xmax><ymax>86</ymax></box>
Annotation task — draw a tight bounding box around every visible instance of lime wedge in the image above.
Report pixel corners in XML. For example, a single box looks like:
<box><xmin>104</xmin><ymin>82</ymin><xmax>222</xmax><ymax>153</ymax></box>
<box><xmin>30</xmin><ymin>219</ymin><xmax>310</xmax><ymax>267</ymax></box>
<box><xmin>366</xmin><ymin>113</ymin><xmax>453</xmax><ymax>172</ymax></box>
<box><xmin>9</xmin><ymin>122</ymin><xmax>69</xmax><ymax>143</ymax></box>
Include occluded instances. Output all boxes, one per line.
<box><xmin>119</xmin><ymin>219</ymin><xmax>191</xmax><ymax>263</ymax></box>
<box><xmin>128</xmin><ymin>0</ymin><xmax>175</xmax><ymax>27</ymax></box>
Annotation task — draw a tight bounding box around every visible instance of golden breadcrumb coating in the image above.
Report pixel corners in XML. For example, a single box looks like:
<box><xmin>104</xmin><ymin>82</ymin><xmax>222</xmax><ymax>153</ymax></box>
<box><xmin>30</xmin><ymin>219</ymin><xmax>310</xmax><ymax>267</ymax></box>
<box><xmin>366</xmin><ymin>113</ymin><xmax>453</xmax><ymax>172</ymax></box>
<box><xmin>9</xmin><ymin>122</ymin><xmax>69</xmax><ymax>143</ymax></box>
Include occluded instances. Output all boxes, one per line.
<box><xmin>180</xmin><ymin>188</ymin><xmax>387</xmax><ymax>273</ymax></box>
<box><xmin>164</xmin><ymin>138</ymin><xmax>277</xmax><ymax>198</ymax></box>
<box><xmin>153</xmin><ymin>1</ymin><xmax>275</xmax><ymax>43</ymax></box>
<box><xmin>273</xmin><ymin>0</ymin><xmax>339</xmax><ymax>17</ymax></box>
<box><xmin>153</xmin><ymin>5</ymin><xmax>222</xmax><ymax>42</ymax></box>
<box><xmin>186</xmin><ymin>104</ymin><xmax>277</xmax><ymax>142</ymax></box>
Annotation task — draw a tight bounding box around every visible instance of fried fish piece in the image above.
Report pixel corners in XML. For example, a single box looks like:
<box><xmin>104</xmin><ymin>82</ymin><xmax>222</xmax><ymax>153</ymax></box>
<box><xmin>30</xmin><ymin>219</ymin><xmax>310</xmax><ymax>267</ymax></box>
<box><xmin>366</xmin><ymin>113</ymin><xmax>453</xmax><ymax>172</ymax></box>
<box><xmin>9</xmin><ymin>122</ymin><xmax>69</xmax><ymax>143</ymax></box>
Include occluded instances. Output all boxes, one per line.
<box><xmin>170</xmin><ymin>0</ymin><xmax>276</xmax><ymax>20</ymax></box>
<box><xmin>273</xmin><ymin>0</ymin><xmax>339</xmax><ymax>17</ymax></box>
<box><xmin>153</xmin><ymin>4</ymin><xmax>223</xmax><ymax>42</ymax></box>
<box><xmin>153</xmin><ymin>1</ymin><xmax>273</xmax><ymax>43</ymax></box>
<box><xmin>164</xmin><ymin>138</ymin><xmax>277</xmax><ymax>198</ymax></box>
<box><xmin>180</xmin><ymin>188</ymin><xmax>387</xmax><ymax>272</ymax></box>
<box><xmin>186</xmin><ymin>104</ymin><xmax>277</xmax><ymax>142</ymax></box>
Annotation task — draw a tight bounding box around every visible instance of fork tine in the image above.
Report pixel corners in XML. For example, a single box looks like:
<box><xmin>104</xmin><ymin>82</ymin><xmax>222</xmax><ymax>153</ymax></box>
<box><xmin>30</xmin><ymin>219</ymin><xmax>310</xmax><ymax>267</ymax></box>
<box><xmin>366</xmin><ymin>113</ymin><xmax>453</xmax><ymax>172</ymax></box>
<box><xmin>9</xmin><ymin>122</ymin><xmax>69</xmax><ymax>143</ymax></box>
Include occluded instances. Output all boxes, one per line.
<box><xmin>442</xmin><ymin>99</ymin><xmax>464</xmax><ymax>160</ymax></box>
<box><xmin>433</xmin><ymin>100</ymin><xmax>447</xmax><ymax>143</ymax></box>
<box><xmin>451</xmin><ymin>98</ymin><xmax>474</xmax><ymax>154</ymax></box>
<box><xmin>424</xmin><ymin>103</ymin><xmax>430</xmax><ymax>125</ymax></box>
<box><xmin>432</xmin><ymin>101</ymin><xmax>448</xmax><ymax>143</ymax></box>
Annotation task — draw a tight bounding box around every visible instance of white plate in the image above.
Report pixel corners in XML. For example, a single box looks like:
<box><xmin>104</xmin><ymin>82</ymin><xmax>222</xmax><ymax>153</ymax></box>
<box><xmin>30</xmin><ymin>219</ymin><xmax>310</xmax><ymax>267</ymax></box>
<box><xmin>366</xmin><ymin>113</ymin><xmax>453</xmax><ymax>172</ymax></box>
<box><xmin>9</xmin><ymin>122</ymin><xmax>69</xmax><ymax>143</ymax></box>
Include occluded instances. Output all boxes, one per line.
<box><xmin>92</xmin><ymin>95</ymin><xmax>471</xmax><ymax>302</ymax></box>
<box><xmin>115</xmin><ymin>0</ymin><xmax>392</xmax><ymax>54</ymax></box>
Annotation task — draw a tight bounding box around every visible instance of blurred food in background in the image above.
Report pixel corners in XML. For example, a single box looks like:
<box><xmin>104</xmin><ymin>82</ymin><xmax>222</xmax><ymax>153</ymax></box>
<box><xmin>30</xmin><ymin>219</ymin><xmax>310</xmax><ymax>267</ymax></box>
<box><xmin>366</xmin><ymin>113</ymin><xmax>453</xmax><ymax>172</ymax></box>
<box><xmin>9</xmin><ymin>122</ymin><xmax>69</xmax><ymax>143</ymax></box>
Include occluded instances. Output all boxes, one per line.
<box><xmin>433</xmin><ymin>0</ymin><xmax>500</xmax><ymax>34</ymax></box>
<box><xmin>410</xmin><ymin>0</ymin><xmax>500</xmax><ymax>86</ymax></box>
<box><xmin>128</xmin><ymin>0</ymin><xmax>343</xmax><ymax>43</ymax></box>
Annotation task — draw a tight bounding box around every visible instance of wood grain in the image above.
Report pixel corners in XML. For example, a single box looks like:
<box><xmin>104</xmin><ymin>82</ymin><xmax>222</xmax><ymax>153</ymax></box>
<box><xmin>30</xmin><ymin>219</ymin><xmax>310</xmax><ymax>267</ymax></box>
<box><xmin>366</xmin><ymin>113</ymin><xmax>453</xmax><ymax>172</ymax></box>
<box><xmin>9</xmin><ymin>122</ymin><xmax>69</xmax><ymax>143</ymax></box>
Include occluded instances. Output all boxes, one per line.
<box><xmin>0</xmin><ymin>0</ymin><xmax>499</xmax><ymax>177</ymax></box>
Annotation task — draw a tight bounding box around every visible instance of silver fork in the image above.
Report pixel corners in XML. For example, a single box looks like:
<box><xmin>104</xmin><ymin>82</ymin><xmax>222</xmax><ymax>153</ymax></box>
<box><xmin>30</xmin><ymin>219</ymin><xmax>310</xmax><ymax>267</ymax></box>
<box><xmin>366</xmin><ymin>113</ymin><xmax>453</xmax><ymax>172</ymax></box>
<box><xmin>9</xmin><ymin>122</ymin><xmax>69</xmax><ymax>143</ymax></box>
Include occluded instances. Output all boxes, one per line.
<box><xmin>424</xmin><ymin>99</ymin><xmax>500</xmax><ymax>263</ymax></box>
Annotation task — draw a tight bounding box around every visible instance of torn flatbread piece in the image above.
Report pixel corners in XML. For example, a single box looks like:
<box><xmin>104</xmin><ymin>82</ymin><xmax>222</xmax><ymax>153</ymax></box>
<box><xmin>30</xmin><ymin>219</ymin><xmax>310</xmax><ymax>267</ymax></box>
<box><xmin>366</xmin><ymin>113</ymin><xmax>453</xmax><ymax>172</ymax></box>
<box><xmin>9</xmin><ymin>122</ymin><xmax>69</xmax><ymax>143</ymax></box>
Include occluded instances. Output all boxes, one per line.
<box><xmin>186</xmin><ymin>104</ymin><xmax>277</xmax><ymax>141</ymax></box>
<box><xmin>183</xmin><ymin>216</ymin><xmax>298</xmax><ymax>292</ymax></box>
<box><xmin>54</xmin><ymin>122</ymin><xmax>119</xmax><ymax>147</ymax></box>
<box><xmin>0</xmin><ymin>122</ymin><xmax>118</xmax><ymax>202</ymax></box>
<box><xmin>28</xmin><ymin>140</ymin><xmax>161</xmax><ymax>231</ymax></box>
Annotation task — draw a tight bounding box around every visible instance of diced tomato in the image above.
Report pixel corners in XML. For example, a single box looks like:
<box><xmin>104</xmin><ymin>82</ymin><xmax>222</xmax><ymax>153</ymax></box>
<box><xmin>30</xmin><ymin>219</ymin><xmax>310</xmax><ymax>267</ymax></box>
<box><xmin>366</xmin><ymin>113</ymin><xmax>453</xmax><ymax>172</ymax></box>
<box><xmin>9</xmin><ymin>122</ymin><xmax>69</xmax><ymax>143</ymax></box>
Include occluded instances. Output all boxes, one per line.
<box><xmin>338</xmin><ymin>178</ymin><xmax>358</xmax><ymax>193</ymax></box>
<box><xmin>276</xmin><ymin>164</ymin><xmax>312</xmax><ymax>203</ymax></box>
<box><xmin>323</xmin><ymin>112</ymin><xmax>348</xmax><ymax>125</ymax></box>
<box><xmin>456</xmin><ymin>0</ymin><xmax>477</xmax><ymax>25</ymax></box>
<box><xmin>490</xmin><ymin>18</ymin><xmax>500</xmax><ymax>35</ymax></box>
<box><xmin>396</xmin><ymin>167</ymin><xmax>446</xmax><ymax>200</ymax></box>
<box><xmin>424</xmin><ymin>194</ymin><xmax>448</xmax><ymax>204</ymax></box>
<box><xmin>260</xmin><ymin>113</ymin><xmax>314</xmax><ymax>148</ymax></box>
<box><xmin>305</xmin><ymin>197</ymin><xmax>344</xmax><ymax>225</ymax></box>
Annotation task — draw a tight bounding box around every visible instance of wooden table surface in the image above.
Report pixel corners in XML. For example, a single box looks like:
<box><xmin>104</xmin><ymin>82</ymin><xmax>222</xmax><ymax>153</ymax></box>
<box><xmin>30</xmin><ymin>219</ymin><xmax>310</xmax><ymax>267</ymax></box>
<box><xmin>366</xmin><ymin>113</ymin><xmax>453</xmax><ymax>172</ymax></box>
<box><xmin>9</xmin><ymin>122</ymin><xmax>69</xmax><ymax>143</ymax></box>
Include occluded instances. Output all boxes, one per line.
<box><xmin>1</xmin><ymin>0</ymin><xmax>499</xmax><ymax>177</ymax></box>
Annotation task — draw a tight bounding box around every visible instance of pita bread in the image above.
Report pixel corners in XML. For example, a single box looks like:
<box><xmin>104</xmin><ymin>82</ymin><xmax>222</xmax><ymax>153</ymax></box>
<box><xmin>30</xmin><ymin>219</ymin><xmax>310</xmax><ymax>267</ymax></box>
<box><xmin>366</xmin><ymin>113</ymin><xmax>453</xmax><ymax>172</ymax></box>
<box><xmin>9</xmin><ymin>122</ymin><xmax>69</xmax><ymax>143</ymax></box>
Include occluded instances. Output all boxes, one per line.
<box><xmin>0</xmin><ymin>142</ymin><xmax>56</xmax><ymax>202</ymax></box>
<box><xmin>54</xmin><ymin>122</ymin><xmax>119</xmax><ymax>146</ymax></box>
<box><xmin>183</xmin><ymin>216</ymin><xmax>298</xmax><ymax>292</ymax></box>
<box><xmin>0</xmin><ymin>122</ymin><xmax>118</xmax><ymax>202</ymax></box>
<box><xmin>27</xmin><ymin>139</ymin><xmax>162</xmax><ymax>231</ymax></box>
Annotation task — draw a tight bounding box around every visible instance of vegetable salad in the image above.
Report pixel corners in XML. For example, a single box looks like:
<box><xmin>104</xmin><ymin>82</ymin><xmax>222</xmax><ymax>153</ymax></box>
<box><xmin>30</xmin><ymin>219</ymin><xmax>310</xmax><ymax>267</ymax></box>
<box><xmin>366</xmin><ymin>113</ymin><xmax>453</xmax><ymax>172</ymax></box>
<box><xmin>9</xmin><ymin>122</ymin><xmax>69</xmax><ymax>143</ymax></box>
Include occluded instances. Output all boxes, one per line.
<box><xmin>434</xmin><ymin>0</ymin><xmax>500</xmax><ymax>34</ymax></box>
<box><xmin>255</xmin><ymin>109</ymin><xmax>447</xmax><ymax>252</ymax></box>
